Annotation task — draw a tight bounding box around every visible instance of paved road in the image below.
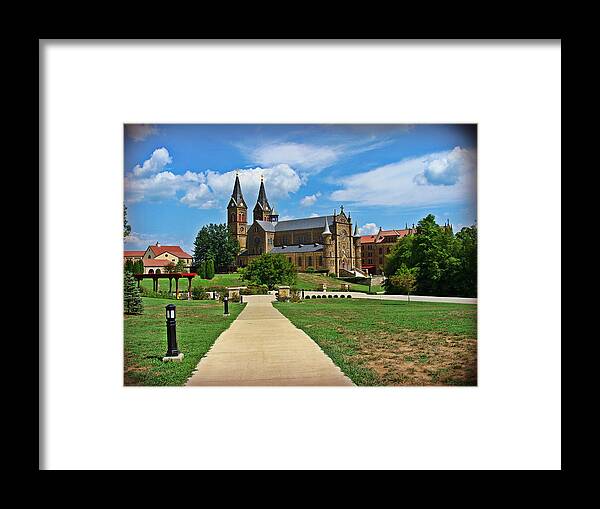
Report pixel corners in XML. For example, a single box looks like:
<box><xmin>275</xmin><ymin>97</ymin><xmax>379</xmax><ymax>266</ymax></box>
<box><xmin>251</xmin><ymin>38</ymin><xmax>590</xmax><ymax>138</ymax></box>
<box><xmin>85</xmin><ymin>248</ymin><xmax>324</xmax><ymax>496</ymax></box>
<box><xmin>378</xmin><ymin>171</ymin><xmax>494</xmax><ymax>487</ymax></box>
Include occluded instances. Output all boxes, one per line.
<box><xmin>186</xmin><ymin>295</ymin><xmax>354</xmax><ymax>386</ymax></box>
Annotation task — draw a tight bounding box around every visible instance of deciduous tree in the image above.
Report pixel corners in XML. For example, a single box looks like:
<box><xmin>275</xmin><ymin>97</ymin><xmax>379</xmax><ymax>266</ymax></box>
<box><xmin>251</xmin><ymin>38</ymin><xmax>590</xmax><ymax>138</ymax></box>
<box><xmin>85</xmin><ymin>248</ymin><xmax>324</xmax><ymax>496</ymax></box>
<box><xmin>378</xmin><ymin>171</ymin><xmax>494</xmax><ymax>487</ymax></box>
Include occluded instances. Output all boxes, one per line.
<box><xmin>389</xmin><ymin>265</ymin><xmax>418</xmax><ymax>302</ymax></box>
<box><xmin>240</xmin><ymin>253</ymin><xmax>297</xmax><ymax>290</ymax></box>
<box><xmin>193</xmin><ymin>223</ymin><xmax>239</xmax><ymax>273</ymax></box>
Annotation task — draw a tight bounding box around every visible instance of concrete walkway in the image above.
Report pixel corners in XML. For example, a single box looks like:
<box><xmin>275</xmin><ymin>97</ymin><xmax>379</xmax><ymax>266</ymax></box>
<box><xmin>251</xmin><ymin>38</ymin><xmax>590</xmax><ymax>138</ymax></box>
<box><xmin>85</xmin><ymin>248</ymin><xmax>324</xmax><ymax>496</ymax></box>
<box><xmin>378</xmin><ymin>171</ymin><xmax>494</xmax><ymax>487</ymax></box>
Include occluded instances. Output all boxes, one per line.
<box><xmin>186</xmin><ymin>295</ymin><xmax>354</xmax><ymax>386</ymax></box>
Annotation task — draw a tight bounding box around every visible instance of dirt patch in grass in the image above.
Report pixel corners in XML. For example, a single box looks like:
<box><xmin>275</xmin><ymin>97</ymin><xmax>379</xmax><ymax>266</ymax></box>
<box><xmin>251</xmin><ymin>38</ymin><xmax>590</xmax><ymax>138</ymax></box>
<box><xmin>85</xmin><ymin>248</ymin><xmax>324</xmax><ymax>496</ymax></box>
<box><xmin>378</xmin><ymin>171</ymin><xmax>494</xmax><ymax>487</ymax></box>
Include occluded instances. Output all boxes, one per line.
<box><xmin>349</xmin><ymin>329</ymin><xmax>477</xmax><ymax>386</ymax></box>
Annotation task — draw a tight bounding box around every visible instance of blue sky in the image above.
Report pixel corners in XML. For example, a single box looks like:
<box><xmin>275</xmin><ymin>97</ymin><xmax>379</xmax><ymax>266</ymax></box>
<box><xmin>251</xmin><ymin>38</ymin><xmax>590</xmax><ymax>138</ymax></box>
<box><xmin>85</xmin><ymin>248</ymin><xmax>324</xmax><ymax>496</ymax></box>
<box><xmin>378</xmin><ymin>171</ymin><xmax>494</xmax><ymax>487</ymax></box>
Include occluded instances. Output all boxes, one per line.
<box><xmin>124</xmin><ymin>124</ymin><xmax>477</xmax><ymax>253</ymax></box>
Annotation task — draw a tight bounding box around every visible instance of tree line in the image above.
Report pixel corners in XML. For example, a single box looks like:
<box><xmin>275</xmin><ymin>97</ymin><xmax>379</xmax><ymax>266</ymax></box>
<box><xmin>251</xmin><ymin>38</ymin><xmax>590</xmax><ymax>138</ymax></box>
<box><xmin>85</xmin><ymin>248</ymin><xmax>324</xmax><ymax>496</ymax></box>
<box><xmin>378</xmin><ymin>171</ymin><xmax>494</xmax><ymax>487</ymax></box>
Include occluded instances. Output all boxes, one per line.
<box><xmin>384</xmin><ymin>214</ymin><xmax>477</xmax><ymax>298</ymax></box>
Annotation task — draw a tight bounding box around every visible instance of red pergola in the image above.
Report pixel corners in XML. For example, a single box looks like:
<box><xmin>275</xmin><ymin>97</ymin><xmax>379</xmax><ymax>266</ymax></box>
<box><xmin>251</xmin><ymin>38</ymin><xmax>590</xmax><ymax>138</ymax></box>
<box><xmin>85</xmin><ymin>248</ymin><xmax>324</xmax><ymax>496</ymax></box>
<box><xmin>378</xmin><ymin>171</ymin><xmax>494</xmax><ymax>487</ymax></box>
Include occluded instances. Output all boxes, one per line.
<box><xmin>134</xmin><ymin>272</ymin><xmax>197</xmax><ymax>300</ymax></box>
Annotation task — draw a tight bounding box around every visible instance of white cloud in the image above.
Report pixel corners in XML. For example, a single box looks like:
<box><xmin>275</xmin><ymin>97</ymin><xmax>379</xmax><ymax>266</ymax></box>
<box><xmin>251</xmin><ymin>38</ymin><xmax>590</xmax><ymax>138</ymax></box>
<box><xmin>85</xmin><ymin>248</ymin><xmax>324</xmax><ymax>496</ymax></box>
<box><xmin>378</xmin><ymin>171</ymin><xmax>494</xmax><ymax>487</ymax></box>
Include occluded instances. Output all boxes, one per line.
<box><xmin>249</xmin><ymin>139</ymin><xmax>391</xmax><ymax>176</ymax></box>
<box><xmin>358</xmin><ymin>223</ymin><xmax>379</xmax><ymax>235</ymax></box>
<box><xmin>252</xmin><ymin>143</ymin><xmax>339</xmax><ymax>174</ymax></box>
<box><xmin>300</xmin><ymin>192</ymin><xmax>321</xmax><ymax>207</ymax></box>
<box><xmin>125</xmin><ymin>124</ymin><xmax>159</xmax><ymax>142</ymax></box>
<box><xmin>309</xmin><ymin>212</ymin><xmax>320</xmax><ymax>218</ymax></box>
<box><xmin>132</xmin><ymin>147</ymin><xmax>172</xmax><ymax>176</ymax></box>
<box><xmin>330</xmin><ymin>146</ymin><xmax>476</xmax><ymax>208</ymax></box>
<box><xmin>414</xmin><ymin>146</ymin><xmax>475</xmax><ymax>186</ymax></box>
<box><xmin>125</xmin><ymin>149</ymin><xmax>302</xmax><ymax>209</ymax></box>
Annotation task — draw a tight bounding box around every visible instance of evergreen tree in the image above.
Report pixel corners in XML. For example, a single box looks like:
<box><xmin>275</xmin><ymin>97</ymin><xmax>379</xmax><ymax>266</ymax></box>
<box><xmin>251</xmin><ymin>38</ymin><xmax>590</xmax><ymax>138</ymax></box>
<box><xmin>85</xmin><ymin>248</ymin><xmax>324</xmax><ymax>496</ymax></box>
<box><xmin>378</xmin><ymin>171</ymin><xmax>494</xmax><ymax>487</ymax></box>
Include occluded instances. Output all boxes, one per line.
<box><xmin>124</xmin><ymin>259</ymin><xmax>134</xmax><ymax>273</ymax></box>
<box><xmin>124</xmin><ymin>270</ymin><xmax>144</xmax><ymax>315</ymax></box>
<box><xmin>205</xmin><ymin>258</ymin><xmax>215</xmax><ymax>279</ymax></box>
<box><xmin>133</xmin><ymin>259</ymin><xmax>144</xmax><ymax>274</ymax></box>
<box><xmin>124</xmin><ymin>205</ymin><xmax>131</xmax><ymax>238</ymax></box>
<box><xmin>175</xmin><ymin>259</ymin><xmax>187</xmax><ymax>273</ymax></box>
<box><xmin>198</xmin><ymin>259</ymin><xmax>207</xmax><ymax>279</ymax></box>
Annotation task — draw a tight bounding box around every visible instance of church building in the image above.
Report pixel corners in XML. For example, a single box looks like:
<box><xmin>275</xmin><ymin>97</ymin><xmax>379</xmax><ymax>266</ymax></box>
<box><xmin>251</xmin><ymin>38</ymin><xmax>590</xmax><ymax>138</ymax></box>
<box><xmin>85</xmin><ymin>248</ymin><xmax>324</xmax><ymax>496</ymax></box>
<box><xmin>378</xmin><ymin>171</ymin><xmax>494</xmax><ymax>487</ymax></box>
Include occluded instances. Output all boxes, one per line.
<box><xmin>227</xmin><ymin>173</ymin><xmax>365</xmax><ymax>277</ymax></box>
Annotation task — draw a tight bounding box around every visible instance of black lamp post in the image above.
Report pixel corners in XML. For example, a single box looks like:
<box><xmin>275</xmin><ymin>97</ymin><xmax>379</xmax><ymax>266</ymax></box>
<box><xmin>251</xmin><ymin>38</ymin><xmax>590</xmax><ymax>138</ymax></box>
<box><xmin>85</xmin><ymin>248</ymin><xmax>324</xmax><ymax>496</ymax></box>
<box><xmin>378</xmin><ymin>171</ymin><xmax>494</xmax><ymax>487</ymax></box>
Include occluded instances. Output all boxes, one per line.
<box><xmin>223</xmin><ymin>295</ymin><xmax>229</xmax><ymax>316</ymax></box>
<box><xmin>301</xmin><ymin>289</ymin><xmax>305</xmax><ymax>299</ymax></box>
<box><xmin>164</xmin><ymin>304</ymin><xmax>181</xmax><ymax>358</ymax></box>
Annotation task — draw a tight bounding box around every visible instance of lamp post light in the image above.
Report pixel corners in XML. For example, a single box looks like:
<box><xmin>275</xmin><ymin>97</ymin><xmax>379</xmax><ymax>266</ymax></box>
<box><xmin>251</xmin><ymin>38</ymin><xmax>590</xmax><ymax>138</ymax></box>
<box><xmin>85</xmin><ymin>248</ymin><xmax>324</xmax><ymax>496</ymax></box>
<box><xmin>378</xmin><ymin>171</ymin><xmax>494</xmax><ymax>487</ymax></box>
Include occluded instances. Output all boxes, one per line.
<box><xmin>223</xmin><ymin>295</ymin><xmax>230</xmax><ymax>316</ymax></box>
<box><xmin>240</xmin><ymin>294</ymin><xmax>243</xmax><ymax>304</ymax></box>
<box><xmin>162</xmin><ymin>304</ymin><xmax>184</xmax><ymax>362</ymax></box>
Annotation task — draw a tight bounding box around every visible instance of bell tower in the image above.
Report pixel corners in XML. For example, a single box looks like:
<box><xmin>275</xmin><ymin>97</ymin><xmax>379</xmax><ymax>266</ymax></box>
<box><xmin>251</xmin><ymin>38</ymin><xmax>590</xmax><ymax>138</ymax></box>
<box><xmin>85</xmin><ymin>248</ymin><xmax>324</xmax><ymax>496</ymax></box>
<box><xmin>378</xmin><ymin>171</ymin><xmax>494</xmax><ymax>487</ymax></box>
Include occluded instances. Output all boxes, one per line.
<box><xmin>253</xmin><ymin>175</ymin><xmax>273</xmax><ymax>222</ymax></box>
<box><xmin>227</xmin><ymin>172</ymin><xmax>247</xmax><ymax>251</ymax></box>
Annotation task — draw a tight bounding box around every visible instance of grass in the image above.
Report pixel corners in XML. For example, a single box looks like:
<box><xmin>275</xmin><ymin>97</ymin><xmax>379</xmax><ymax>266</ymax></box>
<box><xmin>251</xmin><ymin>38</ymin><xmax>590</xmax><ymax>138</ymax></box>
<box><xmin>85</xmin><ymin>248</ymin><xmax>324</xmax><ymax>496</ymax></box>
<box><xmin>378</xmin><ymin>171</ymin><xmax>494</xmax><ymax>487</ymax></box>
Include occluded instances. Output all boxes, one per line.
<box><xmin>124</xmin><ymin>297</ymin><xmax>244</xmax><ymax>386</ymax></box>
<box><xmin>292</xmin><ymin>272</ymin><xmax>383</xmax><ymax>293</ymax></box>
<box><xmin>273</xmin><ymin>298</ymin><xmax>477</xmax><ymax>386</ymax></box>
<box><xmin>137</xmin><ymin>272</ymin><xmax>382</xmax><ymax>294</ymax></box>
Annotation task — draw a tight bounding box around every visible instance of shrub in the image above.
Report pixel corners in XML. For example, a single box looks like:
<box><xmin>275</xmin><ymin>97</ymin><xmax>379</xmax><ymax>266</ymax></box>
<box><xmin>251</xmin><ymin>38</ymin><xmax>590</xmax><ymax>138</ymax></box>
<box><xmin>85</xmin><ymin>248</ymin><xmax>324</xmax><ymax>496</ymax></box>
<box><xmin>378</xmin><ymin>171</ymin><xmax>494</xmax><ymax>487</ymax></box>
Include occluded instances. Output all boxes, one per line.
<box><xmin>205</xmin><ymin>285</ymin><xmax>227</xmax><ymax>294</ymax></box>
<box><xmin>290</xmin><ymin>290</ymin><xmax>301</xmax><ymax>303</ymax></box>
<box><xmin>140</xmin><ymin>287</ymin><xmax>174</xmax><ymax>299</ymax></box>
<box><xmin>305</xmin><ymin>267</ymin><xmax>315</xmax><ymax>273</ymax></box>
<box><xmin>328</xmin><ymin>272</ymin><xmax>337</xmax><ymax>278</ymax></box>
<box><xmin>240</xmin><ymin>285</ymin><xmax>269</xmax><ymax>295</ymax></box>
<box><xmin>191</xmin><ymin>287</ymin><xmax>210</xmax><ymax>300</ymax></box>
<box><xmin>124</xmin><ymin>259</ymin><xmax>134</xmax><ymax>273</ymax></box>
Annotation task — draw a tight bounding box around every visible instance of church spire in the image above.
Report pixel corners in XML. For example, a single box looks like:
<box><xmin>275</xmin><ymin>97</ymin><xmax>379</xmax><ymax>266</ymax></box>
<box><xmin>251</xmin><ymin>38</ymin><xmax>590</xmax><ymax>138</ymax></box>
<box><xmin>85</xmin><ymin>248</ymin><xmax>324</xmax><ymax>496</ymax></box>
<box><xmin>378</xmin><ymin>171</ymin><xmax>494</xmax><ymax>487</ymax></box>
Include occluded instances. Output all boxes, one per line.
<box><xmin>256</xmin><ymin>175</ymin><xmax>271</xmax><ymax>210</ymax></box>
<box><xmin>323</xmin><ymin>215</ymin><xmax>331</xmax><ymax>235</ymax></box>
<box><xmin>253</xmin><ymin>174</ymin><xmax>272</xmax><ymax>221</ymax></box>
<box><xmin>229</xmin><ymin>171</ymin><xmax>246</xmax><ymax>208</ymax></box>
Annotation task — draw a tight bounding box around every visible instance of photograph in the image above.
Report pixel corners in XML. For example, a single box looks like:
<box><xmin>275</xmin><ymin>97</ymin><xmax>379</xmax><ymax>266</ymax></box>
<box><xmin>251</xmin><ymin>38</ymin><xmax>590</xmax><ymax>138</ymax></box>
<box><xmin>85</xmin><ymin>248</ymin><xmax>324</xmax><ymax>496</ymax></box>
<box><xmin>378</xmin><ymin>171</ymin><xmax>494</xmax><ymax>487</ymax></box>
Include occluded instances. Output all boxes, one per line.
<box><xmin>123</xmin><ymin>123</ymin><xmax>478</xmax><ymax>386</ymax></box>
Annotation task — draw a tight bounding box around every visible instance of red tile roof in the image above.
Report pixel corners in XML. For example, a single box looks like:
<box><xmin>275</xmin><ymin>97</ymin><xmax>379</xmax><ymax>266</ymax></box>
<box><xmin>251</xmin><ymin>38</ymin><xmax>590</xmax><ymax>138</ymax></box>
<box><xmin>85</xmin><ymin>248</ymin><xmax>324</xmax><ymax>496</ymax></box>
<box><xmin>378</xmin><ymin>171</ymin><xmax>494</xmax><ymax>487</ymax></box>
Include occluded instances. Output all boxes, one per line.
<box><xmin>148</xmin><ymin>245</ymin><xmax>192</xmax><ymax>259</ymax></box>
<box><xmin>360</xmin><ymin>235</ymin><xmax>377</xmax><ymax>243</ymax></box>
<box><xmin>124</xmin><ymin>250</ymin><xmax>145</xmax><ymax>257</ymax></box>
<box><xmin>360</xmin><ymin>228</ymin><xmax>414</xmax><ymax>244</ymax></box>
<box><xmin>143</xmin><ymin>259</ymin><xmax>175</xmax><ymax>267</ymax></box>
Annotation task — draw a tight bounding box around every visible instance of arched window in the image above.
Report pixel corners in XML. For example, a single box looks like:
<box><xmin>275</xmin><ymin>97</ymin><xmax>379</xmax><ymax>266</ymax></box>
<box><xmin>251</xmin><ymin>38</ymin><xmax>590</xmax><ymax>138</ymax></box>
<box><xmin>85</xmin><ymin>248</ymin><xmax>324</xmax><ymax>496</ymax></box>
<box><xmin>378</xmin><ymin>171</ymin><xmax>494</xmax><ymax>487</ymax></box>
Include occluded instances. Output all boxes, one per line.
<box><xmin>156</xmin><ymin>269</ymin><xmax>161</xmax><ymax>274</ymax></box>
<box><xmin>148</xmin><ymin>269</ymin><xmax>154</xmax><ymax>274</ymax></box>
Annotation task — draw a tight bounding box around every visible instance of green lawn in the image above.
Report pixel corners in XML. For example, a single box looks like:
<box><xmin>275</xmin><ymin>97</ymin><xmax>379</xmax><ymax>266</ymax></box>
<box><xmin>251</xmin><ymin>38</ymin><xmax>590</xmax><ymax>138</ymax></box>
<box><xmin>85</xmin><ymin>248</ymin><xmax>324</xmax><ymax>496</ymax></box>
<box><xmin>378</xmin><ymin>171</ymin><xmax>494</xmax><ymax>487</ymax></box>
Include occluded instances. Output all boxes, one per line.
<box><xmin>292</xmin><ymin>272</ymin><xmax>383</xmax><ymax>293</ymax></box>
<box><xmin>274</xmin><ymin>299</ymin><xmax>477</xmax><ymax>386</ymax></box>
<box><xmin>137</xmin><ymin>273</ymin><xmax>244</xmax><ymax>293</ymax></box>
<box><xmin>124</xmin><ymin>297</ymin><xmax>244</xmax><ymax>386</ymax></box>
<box><xmin>138</xmin><ymin>272</ymin><xmax>382</xmax><ymax>294</ymax></box>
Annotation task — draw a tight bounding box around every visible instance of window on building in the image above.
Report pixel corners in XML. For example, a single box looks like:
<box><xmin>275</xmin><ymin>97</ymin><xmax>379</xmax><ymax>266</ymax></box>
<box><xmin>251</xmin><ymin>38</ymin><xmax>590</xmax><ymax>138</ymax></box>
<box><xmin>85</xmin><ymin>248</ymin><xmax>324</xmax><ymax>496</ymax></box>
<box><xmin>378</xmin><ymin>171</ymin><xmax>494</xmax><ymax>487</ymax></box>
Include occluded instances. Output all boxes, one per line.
<box><xmin>379</xmin><ymin>248</ymin><xmax>382</xmax><ymax>254</ymax></box>
<box><xmin>319</xmin><ymin>256</ymin><xmax>323</xmax><ymax>266</ymax></box>
<box><xmin>298</xmin><ymin>258</ymin><xmax>302</xmax><ymax>266</ymax></box>
<box><xmin>379</xmin><ymin>257</ymin><xmax>383</xmax><ymax>264</ymax></box>
<box><xmin>289</xmin><ymin>257</ymin><xmax>292</xmax><ymax>263</ymax></box>
<box><xmin>308</xmin><ymin>256</ymin><xmax>312</xmax><ymax>267</ymax></box>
